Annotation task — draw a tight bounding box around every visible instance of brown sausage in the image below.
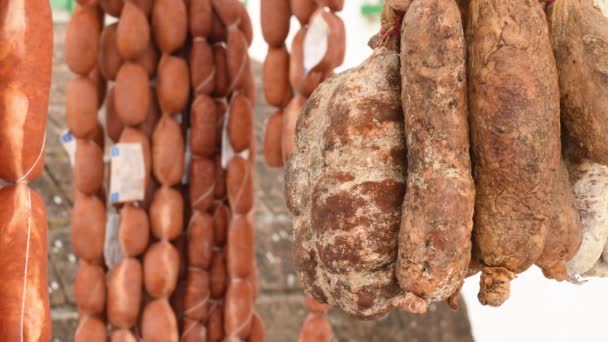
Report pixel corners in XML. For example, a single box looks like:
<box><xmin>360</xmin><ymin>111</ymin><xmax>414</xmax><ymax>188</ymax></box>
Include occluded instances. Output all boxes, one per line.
<box><xmin>210</xmin><ymin>250</ymin><xmax>227</xmax><ymax>298</ymax></box>
<box><xmin>114</xmin><ymin>63</ymin><xmax>151</xmax><ymax>126</ymax></box>
<box><xmin>397</xmin><ymin>0</ymin><xmax>474</xmax><ymax>303</ymax></box>
<box><xmin>111</xmin><ymin>329</ymin><xmax>137</xmax><ymax>342</ymax></box>
<box><xmin>206</xmin><ymin>303</ymin><xmax>224</xmax><ymax>342</ymax></box>
<box><xmin>248</xmin><ymin>312</ymin><xmax>265</xmax><ymax>342</ymax></box>
<box><xmin>157</xmin><ymin>55</ymin><xmax>190</xmax><ymax>115</ymax></box>
<box><xmin>213</xmin><ymin>43</ymin><xmax>229</xmax><ymax>97</ymax></box>
<box><xmin>99</xmin><ymin>23</ymin><xmax>123</xmax><ymax>81</ymax></box>
<box><xmin>190</xmin><ymin>95</ymin><xmax>218</xmax><ymax>157</ymax></box>
<box><xmin>105</xmin><ymin>86</ymin><xmax>124</xmax><ymax>142</ymax></box>
<box><xmin>66</xmin><ymin>76</ymin><xmax>99</xmax><ymax>139</ymax></box>
<box><xmin>263</xmin><ymin>47</ymin><xmax>292</xmax><ymax>108</ymax></box>
<box><xmin>281</xmin><ymin>96</ymin><xmax>306</xmax><ymax>162</ymax></box>
<box><xmin>129</xmin><ymin>0</ymin><xmax>153</xmax><ymax>15</ymax></box>
<box><xmin>116</xmin><ymin>2</ymin><xmax>150</xmax><ymax>60</ymax></box>
<box><xmin>226</xmin><ymin>26</ymin><xmax>250</xmax><ymax>91</ymax></box>
<box><xmin>144</xmin><ymin>240</ymin><xmax>180</xmax><ymax>298</ymax></box>
<box><xmin>152</xmin><ymin>115</ymin><xmax>185</xmax><ymax>186</ymax></box>
<box><xmin>536</xmin><ymin>161</ymin><xmax>583</xmax><ymax>281</ymax></box>
<box><xmin>188</xmin><ymin>212</ymin><xmax>215</xmax><ymax>269</ymax></box>
<box><xmin>71</xmin><ymin>194</ymin><xmax>106</xmax><ymax>264</ymax></box>
<box><xmin>100</xmin><ymin>0</ymin><xmax>124</xmax><ymax>17</ymax></box>
<box><xmin>74</xmin><ymin>139</ymin><xmax>104</xmax><ymax>196</ymax></box>
<box><xmin>290</xmin><ymin>0</ymin><xmax>317</xmax><ymax>25</ymax></box>
<box><xmin>183</xmin><ymin>268</ymin><xmax>211</xmax><ymax>320</ymax></box>
<box><xmin>224</xmin><ymin>280</ymin><xmax>253</xmax><ymax>339</ymax></box>
<box><xmin>189</xmin><ymin>0</ymin><xmax>213</xmax><ymax>37</ymax></box>
<box><xmin>65</xmin><ymin>5</ymin><xmax>100</xmax><ymax>75</ymax></box>
<box><xmin>305</xmin><ymin>294</ymin><xmax>331</xmax><ymax>314</ymax></box>
<box><xmin>118</xmin><ymin>203</ymin><xmax>150</xmax><ymax>257</ymax></box>
<box><xmin>74</xmin><ymin>260</ymin><xmax>106</xmax><ymax>316</ymax></box>
<box><xmin>226</xmin><ymin>156</ymin><xmax>254</xmax><ymax>215</ymax></box>
<box><xmin>138</xmin><ymin>85</ymin><xmax>161</xmax><ymax>136</ymax></box>
<box><xmin>149</xmin><ymin>185</ymin><xmax>184</xmax><ymax>240</ymax></box>
<box><xmin>182</xmin><ymin>318</ymin><xmax>207</xmax><ymax>342</ymax></box>
<box><xmin>0</xmin><ymin>186</ymin><xmax>51</xmax><ymax>341</ymax></box>
<box><xmin>141</xmin><ymin>299</ymin><xmax>179</xmax><ymax>342</ymax></box>
<box><xmin>108</xmin><ymin>258</ymin><xmax>143</xmax><ymax>328</ymax></box>
<box><xmin>239</xmin><ymin>3</ymin><xmax>253</xmax><ymax>46</ymax></box>
<box><xmin>227</xmin><ymin>214</ymin><xmax>254</xmax><ymax>278</ymax></box>
<box><xmin>209</xmin><ymin>10</ymin><xmax>227</xmax><ymax>43</ymax></box>
<box><xmin>0</xmin><ymin>0</ymin><xmax>53</xmax><ymax>167</ymax></box>
<box><xmin>298</xmin><ymin>314</ymin><xmax>332</xmax><ymax>342</ymax></box>
<box><xmin>319</xmin><ymin>0</ymin><xmax>344</xmax><ymax>11</ymax></box>
<box><xmin>189</xmin><ymin>157</ymin><xmax>216</xmax><ymax>212</ymax></box>
<box><xmin>264</xmin><ymin>111</ymin><xmax>284</xmax><ymax>167</ymax></box>
<box><xmin>74</xmin><ymin>316</ymin><xmax>107</xmax><ymax>342</ymax></box>
<box><xmin>468</xmin><ymin>0</ymin><xmax>561</xmax><ymax>306</ymax></box>
<box><xmin>213</xmin><ymin>204</ymin><xmax>230</xmax><ymax>247</ymax></box>
<box><xmin>89</xmin><ymin>65</ymin><xmax>107</xmax><ymax>110</ymax></box>
<box><xmin>151</xmin><ymin>0</ymin><xmax>188</xmax><ymax>53</ymax></box>
<box><xmin>189</xmin><ymin>38</ymin><xmax>216</xmax><ymax>96</ymax></box>
<box><xmin>211</xmin><ymin>0</ymin><xmax>242</xmax><ymax>26</ymax></box>
<box><xmin>214</xmin><ymin>154</ymin><xmax>227</xmax><ymax>200</ymax></box>
<box><xmin>228</xmin><ymin>93</ymin><xmax>253</xmax><ymax>153</ymax></box>
<box><xmin>289</xmin><ymin>28</ymin><xmax>323</xmax><ymax>97</ymax></box>
<box><xmin>261</xmin><ymin>0</ymin><xmax>291</xmax><ymax>47</ymax></box>
<box><xmin>133</xmin><ymin>41</ymin><xmax>159</xmax><ymax>78</ymax></box>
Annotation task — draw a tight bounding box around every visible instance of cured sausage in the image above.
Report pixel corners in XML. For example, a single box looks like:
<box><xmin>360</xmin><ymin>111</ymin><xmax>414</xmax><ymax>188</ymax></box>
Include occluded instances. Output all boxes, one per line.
<box><xmin>397</xmin><ymin>0</ymin><xmax>474</xmax><ymax>303</ymax></box>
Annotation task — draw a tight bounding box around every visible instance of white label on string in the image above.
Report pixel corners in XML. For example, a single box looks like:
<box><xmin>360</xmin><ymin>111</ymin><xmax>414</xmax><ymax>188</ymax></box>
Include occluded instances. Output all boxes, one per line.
<box><xmin>594</xmin><ymin>0</ymin><xmax>608</xmax><ymax>17</ymax></box>
<box><xmin>183</xmin><ymin>128</ymin><xmax>192</xmax><ymax>184</ymax></box>
<box><xmin>59</xmin><ymin>130</ymin><xmax>77</xmax><ymax>166</ymax></box>
<box><xmin>221</xmin><ymin>102</ymin><xmax>249</xmax><ymax>169</ymax></box>
<box><xmin>104</xmin><ymin>209</ymin><xmax>123</xmax><ymax>270</ymax></box>
<box><xmin>303</xmin><ymin>12</ymin><xmax>330</xmax><ymax>75</ymax></box>
<box><xmin>109</xmin><ymin>143</ymin><xmax>145</xmax><ymax>203</ymax></box>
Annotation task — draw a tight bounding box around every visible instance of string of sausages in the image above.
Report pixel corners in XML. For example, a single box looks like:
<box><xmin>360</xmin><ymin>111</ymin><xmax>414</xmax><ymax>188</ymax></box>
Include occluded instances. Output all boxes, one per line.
<box><xmin>180</xmin><ymin>0</ymin><xmax>214</xmax><ymax>340</ymax></box>
<box><xmin>65</xmin><ymin>2</ymin><xmax>111</xmax><ymax>341</ymax></box>
<box><xmin>65</xmin><ymin>1</ymin><xmax>264</xmax><ymax>340</ymax></box>
<box><xmin>211</xmin><ymin>1</ymin><xmax>264</xmax><ymax>341</ymax></box>
<box><xmin>0</xmin><ymin>0</ymin><xmax>53</xmax><ymax>341</ymax></box>
<box><xmin>261</xmin><ymin>0</ymin><xmax>345</xmax><ymax>340</ymax></box>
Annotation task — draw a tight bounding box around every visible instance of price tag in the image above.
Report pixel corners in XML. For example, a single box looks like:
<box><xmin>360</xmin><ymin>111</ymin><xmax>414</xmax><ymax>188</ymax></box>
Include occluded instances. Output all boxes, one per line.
<box><xmin>303</xmin><ymin>12</ymin><xmax>330</xmax><ymax>75</ymax></box>
<box><xmin>59</xmin><ymin>130</ymin><xmax>77</xmax><ymax>166</ymax></box>
<box><xmin>104</xmin><ymin>209</ymin><xmax>123</xmax><ymax>270</ymax></box>
<box><xmin>109</xmin><ymin>143</ymin><xmax>146</xmax><ymax>203</ymax></box>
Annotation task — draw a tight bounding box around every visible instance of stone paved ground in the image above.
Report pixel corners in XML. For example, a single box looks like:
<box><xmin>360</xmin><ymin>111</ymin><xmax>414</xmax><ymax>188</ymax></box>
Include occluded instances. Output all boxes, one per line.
<box><xmin>36</xmin><ymin>23</ymin><xmax>474</xmax><ymax>341</ymax></box>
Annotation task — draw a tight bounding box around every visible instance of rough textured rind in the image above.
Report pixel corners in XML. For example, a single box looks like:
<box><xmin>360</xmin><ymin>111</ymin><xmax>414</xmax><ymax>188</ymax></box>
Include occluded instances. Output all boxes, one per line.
<box><xmin>397</xmin><ymin>0</ymin><xmax>474</xmax><ymax>303</ymax></box>
<box><xmin>566</xmin><ymin>160</ymin><xmax>608</xmax><ymax>277</ymax></box>
<box><xmin>548</xmin><ymin>0</ymin><xmax>608</xmax><ymax>164</ymax></box>
<box><xmin>286</xmin><ymin>47</ymin><xmax>410</xmax><ymax>319</ymax></box>
<box><xmin>536</xmin><ymin>160</ymin><xmax>583</xmax><ymax>281</ymax></box>
<box><xmin>467</xmin><ymin>0</ymin><xmax>560</xmax><ymax>306</ymax></box>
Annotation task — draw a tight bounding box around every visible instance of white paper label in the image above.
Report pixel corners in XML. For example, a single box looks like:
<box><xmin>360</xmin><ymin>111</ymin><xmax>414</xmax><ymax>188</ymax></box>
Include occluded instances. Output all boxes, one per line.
<box><xmin>59</xmin><ymin>130</ymin><xmax>77</xmax><ymax>166</ymax></box>
<box><xmin>221</xmin><ymin>103</ymin><xmax>249</xmax><ymax>169</ymax></box>
<box><xmin>595</xmin><ymin>0</ymin><xmax>608</xmax><ymax>17</ymax></box>
<box><xmin>183</xmin><ymin>128</ymin><xmax>193</xmax><ymax>184</ymax></box>
<box><xmin>109</xmin><ymin>143</ymin><xmax>146</xmax><ymax>203</ymax></box>
<box><xmin>303</xmin><ymin>12</ymin><xmax>330</xmax><ymax>75</ymax></box>
<box><xmin>104</xmin><ymin>209</ymin><xmax>123</xmax><ymax>269</ymax></box>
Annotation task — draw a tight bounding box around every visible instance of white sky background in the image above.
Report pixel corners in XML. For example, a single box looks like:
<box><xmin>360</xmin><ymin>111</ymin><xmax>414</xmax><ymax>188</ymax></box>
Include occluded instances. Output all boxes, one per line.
<box><xmin>248</xmin><ymin>1</ymin><xmax>608</xmax><ymax>341</ymax></box>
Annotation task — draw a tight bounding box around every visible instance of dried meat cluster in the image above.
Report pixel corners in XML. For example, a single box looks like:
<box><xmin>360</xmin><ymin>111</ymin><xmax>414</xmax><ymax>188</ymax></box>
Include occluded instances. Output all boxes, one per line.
<box><xmin>284</xmin><ymin>0</ymin><xmax>608</xmax><ymax>319</ymax></box>
<box><xmin>65</xmin><ymin>0</ymin><xmax>263</xmax><ymax>340</ymax></box>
